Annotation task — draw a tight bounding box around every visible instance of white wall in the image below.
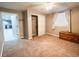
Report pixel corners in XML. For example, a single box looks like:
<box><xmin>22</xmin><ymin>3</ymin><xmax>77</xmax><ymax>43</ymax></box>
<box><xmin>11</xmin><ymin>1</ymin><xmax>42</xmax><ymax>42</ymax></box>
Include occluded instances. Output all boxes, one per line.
<box><xmin>46</xmin><ymin>11</ymin><xmax>70</xmax><ymax>36</ymax></box>
<box><xmin>71</xmin><ymin>7</ymin><xmax>79</xmax><ymax>34</ymax></box>
<box><xmin>27</xmin><ymin>10</ymin><xmax>46</xmax><ymax>39</ymax></box>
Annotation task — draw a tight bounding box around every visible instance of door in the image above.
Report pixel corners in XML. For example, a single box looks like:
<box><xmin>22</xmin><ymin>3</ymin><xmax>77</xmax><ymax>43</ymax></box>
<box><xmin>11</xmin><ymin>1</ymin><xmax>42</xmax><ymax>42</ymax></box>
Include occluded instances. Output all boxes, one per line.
<box><xmin>2</xmin><ymin>12</ymin><xmax>19</xmax><ymax>41</ymax></box>
<box><xmin>32</xmin><ymin>15</ymin><xmax>38</xmax><ymax>36</ymax></box>
<box><xmin>11</xmin><ymin>14</ymin><xmax>19</xmax><ymax>39</ymax></box>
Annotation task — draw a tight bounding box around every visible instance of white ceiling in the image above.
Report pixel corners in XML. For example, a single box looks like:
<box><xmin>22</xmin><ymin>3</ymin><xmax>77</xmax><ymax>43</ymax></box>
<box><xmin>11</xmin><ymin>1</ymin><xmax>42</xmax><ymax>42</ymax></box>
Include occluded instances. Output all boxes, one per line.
<box><xmin>0</xmin><ymin>2</ymin><xmax>79</xmax><ymax>14</ymax></box>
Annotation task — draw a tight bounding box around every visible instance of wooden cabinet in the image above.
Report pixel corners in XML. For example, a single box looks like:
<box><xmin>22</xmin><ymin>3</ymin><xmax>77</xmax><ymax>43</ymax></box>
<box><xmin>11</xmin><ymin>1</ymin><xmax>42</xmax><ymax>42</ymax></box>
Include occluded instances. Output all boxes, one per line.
<box><xmin>59</xmin><ymin>31</ymin><xmax>79</xmax><ymax>43</ymax></box>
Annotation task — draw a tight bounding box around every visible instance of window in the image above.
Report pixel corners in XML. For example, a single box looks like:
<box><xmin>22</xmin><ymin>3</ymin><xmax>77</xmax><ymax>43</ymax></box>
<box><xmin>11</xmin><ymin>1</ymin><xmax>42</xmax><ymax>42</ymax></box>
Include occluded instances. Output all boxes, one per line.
<box><xmin>53</xmin><ymin>12</ymin><xmax>68</xmax><ymax>27</ymax></box>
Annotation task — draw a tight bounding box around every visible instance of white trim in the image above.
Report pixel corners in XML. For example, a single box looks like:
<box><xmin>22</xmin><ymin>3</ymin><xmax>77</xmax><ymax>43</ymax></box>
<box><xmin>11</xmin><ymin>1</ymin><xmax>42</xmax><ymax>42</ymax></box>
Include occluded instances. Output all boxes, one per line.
<box><xmin>0</xmin><ymin>39</ymin><xmax>4</xmax><ymax>57</ymax></box>
<box><xmin>46</xmin><ymin>33</ymin><xmax>59</xmax><ymax>37</ymax></box>
<box><xmin>28</xmin><ymin>37</ymin><xmax>32</xmax><ymax>40</ymax></box>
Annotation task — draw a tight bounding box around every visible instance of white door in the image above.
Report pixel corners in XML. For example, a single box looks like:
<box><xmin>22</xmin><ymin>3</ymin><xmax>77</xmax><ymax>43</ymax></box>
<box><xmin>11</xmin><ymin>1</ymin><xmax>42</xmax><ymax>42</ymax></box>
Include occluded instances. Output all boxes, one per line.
<box><xmin>11</xmin><ymin>14</ymin><xmax>19</xmax><ymax>39</ymax></box>
<box><xmin>2</xmin><ymin>12</ymin><xmax>19</xmax><ymax>41</ymax></box>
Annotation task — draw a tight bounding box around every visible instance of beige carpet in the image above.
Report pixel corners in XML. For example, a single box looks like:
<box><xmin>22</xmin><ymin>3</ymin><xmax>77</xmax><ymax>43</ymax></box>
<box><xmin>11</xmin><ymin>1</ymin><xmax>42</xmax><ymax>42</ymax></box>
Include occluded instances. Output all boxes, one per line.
<box><xmin>2</xmin><ymin>34</ymin><xmax>79</xmax><ymax>57</ymax></box>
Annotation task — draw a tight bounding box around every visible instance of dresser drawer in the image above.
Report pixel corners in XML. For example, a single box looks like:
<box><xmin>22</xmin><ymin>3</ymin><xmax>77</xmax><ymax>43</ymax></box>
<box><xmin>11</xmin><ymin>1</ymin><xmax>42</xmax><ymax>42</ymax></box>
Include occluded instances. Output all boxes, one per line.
<box><xmin>59</xmin><ymin>31</ymin><xmax>79</xmax><ymax>43</ymax></box>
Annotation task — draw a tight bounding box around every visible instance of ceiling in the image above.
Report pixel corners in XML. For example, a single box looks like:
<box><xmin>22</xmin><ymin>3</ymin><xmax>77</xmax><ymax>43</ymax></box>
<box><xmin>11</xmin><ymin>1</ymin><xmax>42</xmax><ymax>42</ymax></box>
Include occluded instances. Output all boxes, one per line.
<box><xmin>0</xmin><ymin>2</ymin><xmax>79</xmax><ymax>14</ymax></box>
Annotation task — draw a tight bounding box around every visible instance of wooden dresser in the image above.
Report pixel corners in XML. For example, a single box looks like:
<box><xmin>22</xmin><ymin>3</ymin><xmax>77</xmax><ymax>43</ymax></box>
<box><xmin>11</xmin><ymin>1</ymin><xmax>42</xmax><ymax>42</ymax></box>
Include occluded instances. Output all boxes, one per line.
<box><xmin>59</xmin><ymin>31</ymin><xmax>79</xmax><ymax>43</ymax></box>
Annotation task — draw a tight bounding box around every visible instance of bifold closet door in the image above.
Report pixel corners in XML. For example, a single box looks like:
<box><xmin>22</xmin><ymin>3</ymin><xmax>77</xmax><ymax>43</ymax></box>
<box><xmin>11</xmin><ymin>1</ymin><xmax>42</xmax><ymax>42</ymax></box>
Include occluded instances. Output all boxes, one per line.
<box><xmin>32</xmin><ymin>15</ymin><xmax>38</xmax><ymax>36</ymax></box>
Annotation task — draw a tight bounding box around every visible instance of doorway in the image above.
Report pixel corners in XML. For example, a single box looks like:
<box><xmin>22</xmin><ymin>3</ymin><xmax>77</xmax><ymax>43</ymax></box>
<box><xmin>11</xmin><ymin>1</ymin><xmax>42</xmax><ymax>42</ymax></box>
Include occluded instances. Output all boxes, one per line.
<box><xmin>32</xmin><ymin>15</ymin><xmax>38</xmax><ymax>36</ymax></box>
<box><xmin>2</xmin><ymin>12</ymin><xmax>19</xmax><ymax>41</ymax></box>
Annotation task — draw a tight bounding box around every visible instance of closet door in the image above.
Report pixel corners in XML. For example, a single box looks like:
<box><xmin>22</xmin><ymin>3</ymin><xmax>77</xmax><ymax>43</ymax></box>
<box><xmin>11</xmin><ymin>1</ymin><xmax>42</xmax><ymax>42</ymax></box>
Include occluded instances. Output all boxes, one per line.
<box><xmin>32</xmin><ymin>15</ymin><xmax>38</xmax><ymax>36</ymax></box>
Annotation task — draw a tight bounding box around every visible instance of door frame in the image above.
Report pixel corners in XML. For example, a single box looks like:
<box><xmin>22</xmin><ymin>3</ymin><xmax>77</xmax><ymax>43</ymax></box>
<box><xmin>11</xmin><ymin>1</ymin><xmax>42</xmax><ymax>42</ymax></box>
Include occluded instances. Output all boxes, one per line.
<box><xmin>31</xmin><ymin>15</ymin><xmax>38</xmax><ymax>36</ymax></box>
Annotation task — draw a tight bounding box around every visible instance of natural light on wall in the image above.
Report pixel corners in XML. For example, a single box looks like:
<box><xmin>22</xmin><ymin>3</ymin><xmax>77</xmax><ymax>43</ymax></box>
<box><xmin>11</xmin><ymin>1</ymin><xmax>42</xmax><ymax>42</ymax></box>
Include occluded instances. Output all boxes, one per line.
<box><xmin>53</xmin><ymin>12</ymin><xmax>68</xmax><ymax>29</ymax></box>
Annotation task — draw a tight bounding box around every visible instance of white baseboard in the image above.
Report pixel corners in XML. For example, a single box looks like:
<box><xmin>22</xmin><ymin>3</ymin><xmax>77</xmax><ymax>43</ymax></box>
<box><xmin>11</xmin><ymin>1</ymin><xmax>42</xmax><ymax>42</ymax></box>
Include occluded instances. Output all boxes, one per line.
<box><xmin>46</xmin><ymin>33</ymin><xmax>59</xmax><ymax>37</ymax></box>
<box><xmin>28</xmin><ymin>37</ymin><xmax>32</xmax><ymax>40</ymax></box>
<box><xmin>0</xmin><ymin>39</ymin><xmax>4</xmax><ymax>57</ymax></box>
